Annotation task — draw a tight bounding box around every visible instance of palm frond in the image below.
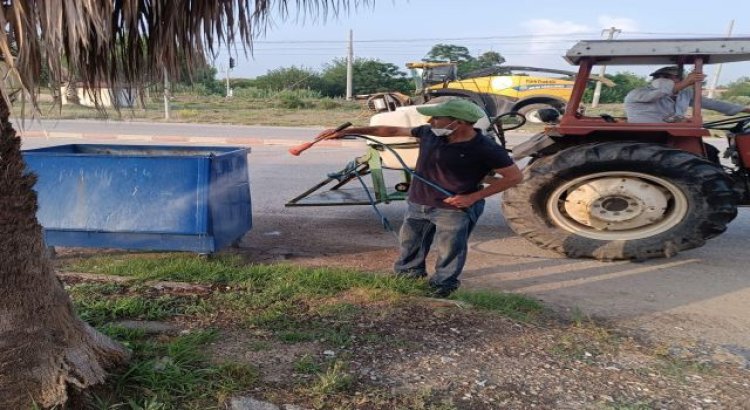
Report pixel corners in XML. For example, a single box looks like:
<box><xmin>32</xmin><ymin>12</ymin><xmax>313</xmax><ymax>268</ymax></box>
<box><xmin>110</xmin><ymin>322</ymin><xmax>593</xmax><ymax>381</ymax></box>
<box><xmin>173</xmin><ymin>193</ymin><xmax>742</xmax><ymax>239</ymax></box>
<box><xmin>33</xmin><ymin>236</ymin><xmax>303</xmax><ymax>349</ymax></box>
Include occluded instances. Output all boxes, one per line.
<box><xmin>0</xmin><ymin>0</ymin><xmax>372</xmax><ymax>109</ymax></box>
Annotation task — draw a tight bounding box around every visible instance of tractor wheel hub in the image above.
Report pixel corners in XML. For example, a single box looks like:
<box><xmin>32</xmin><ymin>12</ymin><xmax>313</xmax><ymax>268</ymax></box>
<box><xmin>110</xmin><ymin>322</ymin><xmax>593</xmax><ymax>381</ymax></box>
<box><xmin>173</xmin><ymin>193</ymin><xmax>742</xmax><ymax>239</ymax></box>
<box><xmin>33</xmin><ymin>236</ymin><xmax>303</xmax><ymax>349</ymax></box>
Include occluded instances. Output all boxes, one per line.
<box><xmin>563</xmin><ymin>177</ymin><xmax>669</xmax><ymax>231</ymax></box>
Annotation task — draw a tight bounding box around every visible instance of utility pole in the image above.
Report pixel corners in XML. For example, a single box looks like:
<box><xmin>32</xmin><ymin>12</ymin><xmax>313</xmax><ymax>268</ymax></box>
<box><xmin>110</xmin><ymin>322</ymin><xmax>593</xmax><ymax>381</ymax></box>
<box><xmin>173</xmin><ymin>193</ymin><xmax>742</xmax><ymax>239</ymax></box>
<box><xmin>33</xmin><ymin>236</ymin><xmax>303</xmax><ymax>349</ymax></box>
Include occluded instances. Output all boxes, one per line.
<box><xmin>708</xmin><ymin>20</ymin><xmax>734</xmax><ymax>98</ymax></box>
<box><xmin>591</xmin><ymin>26</ymin><xmax>621</xmax><ymax>108</ymax></box>
<box><xmin>163</xmin><ymin>67</ymin><xmax>170</xmax><ymax>120</ymax></box>
<box><xmin>227</xmin><ymin>56</ymin><xmax>235</xmax><ymax>99</ymax></box>
<box><xmin>346</xmin><ymin>29</ymin><xmax>353</xmax><ymax>101</ymax></box>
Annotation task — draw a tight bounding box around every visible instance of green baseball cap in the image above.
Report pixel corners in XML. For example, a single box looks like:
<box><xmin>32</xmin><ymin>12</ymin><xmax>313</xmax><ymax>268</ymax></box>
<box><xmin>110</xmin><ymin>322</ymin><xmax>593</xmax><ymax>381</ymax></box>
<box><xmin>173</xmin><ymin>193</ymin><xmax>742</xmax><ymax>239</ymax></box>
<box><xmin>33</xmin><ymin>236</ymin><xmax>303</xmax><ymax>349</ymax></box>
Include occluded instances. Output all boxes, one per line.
<box><xmin>416</xmin><ymin>99</ymin><xmax>485</xmax><ymax>123</ymax></box>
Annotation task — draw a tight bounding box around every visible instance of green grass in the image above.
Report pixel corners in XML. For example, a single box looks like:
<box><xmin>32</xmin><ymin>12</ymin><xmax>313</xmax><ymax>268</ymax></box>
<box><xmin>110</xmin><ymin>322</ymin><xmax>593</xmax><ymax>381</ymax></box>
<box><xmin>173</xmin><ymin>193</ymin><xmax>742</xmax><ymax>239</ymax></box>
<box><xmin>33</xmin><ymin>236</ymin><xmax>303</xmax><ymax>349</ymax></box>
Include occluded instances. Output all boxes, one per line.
<box><xmin>60</xmin><ymin>253</ymin><xmax>547</xmax><ymax>408</ymax></box>
<box><xmin>654</xmin><ymin>355</ymin><xmax>716</xmax><ymax>380</ymax></box>
<box><xmin>15</xmin><ymin>92</ymin><xmax>371</xmax><ymax>127</ymax></box>
<box><xmin>65</xmin><ymin>253</ymin><xmax>257</xmax><ymax>284</ymax></box>
<box><xmin>309</xmin><ymin>360</ymin><xmax>353</xmax><ymax>396</ymax></box>
<box><xmin>64</xmin><ymin>254</ymin><xmax>543</xmax><ymax>327</ymax></box>
<box><xmin>68</xmin><ymin>284</ymin><xmax>210</xmax><ymax>326</ymax></box>
<box><xmin>94</xmin><ymin>326</ymin><xmax>259</xmax><ymax>409</ymax></box>
<box><xmin>293</xmin><ymin>354</ymin><xmax>323</xmax><ymax>374</ymax></box>
<box><xmin>451</xmin><ymin>289</ymin><xmax>543</xmax><ymax>321</ymax></box>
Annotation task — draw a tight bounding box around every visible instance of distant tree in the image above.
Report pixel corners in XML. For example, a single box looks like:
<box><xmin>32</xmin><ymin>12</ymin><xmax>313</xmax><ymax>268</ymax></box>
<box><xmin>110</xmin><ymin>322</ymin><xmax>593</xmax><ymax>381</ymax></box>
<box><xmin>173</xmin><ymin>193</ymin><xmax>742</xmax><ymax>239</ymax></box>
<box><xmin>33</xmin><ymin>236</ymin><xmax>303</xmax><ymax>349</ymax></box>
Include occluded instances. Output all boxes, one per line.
<box><xmin>252</xmin><ymin>66</ymin><xmax>322</xmax><ymax>91</ymax></box>
<box><xmin>477</xmin><ymin>51</ymin><xmax>505</xmax><ymax>66</ymax></box>
<box><xmin>426</xmin><ymin>44</ymin><xmax>474</xmax><ymax>63</ymax></box>
<box><xmin>583</xmin><ymin>71</ymin><xmax>648</xmax><ymax>104</ymax></box>
<box><xmin>722</xmin><ymin>77</ymin><xmax>750</xmax><ymax>98</ymax></box>
<box><xmin>460</xmin><ymin>51</ymin><xmax>506</xmax><ymax>76</ymax></box>
<box><xmin>424</xmin><ymin>44</ymin><xmax>505</xmax><ymax>77</ymax></box>
<box><xmin>320</xmin><ymin>58</ymin><xmax>412</xmax><ymax>97</ymax></box>
<box><xmin>176</xmin><ymin>56</ymin><xmax>223</xmax><ymax>94</ymax></box>
<box><xmin>194</xmin><ymin>65</ymin><xmax>224</xmax><ymax>94</ymax></box>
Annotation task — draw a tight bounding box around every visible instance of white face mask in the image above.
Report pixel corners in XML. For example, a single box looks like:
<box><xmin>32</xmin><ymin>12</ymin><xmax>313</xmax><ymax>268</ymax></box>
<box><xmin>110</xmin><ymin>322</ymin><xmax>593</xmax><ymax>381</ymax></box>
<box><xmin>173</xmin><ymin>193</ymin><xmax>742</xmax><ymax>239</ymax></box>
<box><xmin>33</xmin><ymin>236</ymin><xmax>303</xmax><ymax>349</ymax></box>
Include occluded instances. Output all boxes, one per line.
<box><xmin>431</xmin><ymin>120</ymin><xmax>457</xmax><ymax>137</ymax></box>
<box><xmin>651</xmin><ymin>78</ymin><xmax>675</xmax><ymax>93</ymax></box>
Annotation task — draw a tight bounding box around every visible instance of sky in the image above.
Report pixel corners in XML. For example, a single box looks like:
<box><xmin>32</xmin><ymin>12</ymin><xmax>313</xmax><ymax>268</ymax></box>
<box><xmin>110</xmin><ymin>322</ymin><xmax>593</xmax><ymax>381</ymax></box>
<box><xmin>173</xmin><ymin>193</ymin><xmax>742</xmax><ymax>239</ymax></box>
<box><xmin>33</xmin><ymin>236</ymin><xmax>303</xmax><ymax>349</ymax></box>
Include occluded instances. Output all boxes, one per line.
<box><xmin>215</xmin><ymin>0</ymin><xmax>750</xmax><ymax>86</ymax></box>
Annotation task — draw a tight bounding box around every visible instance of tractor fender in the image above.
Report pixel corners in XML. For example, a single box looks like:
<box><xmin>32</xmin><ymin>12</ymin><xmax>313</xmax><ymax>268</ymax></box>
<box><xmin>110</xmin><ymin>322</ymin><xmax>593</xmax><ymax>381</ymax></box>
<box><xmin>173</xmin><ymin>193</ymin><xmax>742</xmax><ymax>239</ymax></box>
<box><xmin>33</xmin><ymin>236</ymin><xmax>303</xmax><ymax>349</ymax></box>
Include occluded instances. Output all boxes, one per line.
<box><xmin>511</xmin><ymin>133</ymin><xmax>557</xmax><ymax>160</ymax></box>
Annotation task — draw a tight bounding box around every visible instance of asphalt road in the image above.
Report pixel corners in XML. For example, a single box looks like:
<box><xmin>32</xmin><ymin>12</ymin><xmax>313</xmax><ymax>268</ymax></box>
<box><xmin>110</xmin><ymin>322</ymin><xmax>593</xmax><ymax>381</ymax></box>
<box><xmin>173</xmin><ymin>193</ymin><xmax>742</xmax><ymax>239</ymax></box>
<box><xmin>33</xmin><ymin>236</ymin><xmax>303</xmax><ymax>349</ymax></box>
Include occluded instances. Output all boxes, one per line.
<box><xmin>21</xmin><ymin>121</ymin><xmax>750</xmax><ymax>362</ymax></box>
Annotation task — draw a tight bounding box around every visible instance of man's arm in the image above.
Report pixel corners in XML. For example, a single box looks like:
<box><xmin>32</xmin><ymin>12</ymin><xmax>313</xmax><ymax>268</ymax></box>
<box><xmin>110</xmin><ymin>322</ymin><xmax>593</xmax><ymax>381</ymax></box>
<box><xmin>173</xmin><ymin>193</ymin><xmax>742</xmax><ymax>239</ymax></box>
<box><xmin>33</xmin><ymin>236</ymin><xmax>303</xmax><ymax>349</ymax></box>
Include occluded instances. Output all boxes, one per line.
<box><xmin>442</xmin><ymin>163</ymin><xmax>523</xmax><ymax>209</ymax></box>
<box><xmin>673</xmin><ymin>72</ymin><xmax>704</xmax><ymax>93</ymax></box>
<box><xmin>316</xmin><ymin>126</ymin><xmax>413</xmax><ymax>140</ymax></box>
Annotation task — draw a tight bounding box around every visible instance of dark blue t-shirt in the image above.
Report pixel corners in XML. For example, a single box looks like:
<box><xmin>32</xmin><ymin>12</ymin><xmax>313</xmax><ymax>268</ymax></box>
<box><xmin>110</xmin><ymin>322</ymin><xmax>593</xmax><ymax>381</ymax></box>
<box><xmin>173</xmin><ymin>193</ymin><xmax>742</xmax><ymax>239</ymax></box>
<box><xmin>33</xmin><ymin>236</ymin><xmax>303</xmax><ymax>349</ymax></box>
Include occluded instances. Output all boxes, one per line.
<box><xmin>408</xmin><ymin>124</ymin><xmax>514</xmax><ymax>208</ymax></box>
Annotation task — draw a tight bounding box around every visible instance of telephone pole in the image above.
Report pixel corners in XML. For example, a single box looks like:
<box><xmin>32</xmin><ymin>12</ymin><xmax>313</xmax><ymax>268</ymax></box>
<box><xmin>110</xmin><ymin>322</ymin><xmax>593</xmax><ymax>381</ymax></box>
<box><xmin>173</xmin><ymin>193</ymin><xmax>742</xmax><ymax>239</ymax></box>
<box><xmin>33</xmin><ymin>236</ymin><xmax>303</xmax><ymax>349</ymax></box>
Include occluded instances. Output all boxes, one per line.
<box><xmin>708</xmin><ymin>20</ymin><xmax>734</xmax><ymax>98</ymax></box>
<box><xmin>346</xmin><ymin>29</ymin><xmax>353</xmax><ymax>101</ymax></box>
<box><xmin>591</xmin><ymin>26</ymin><xmax>621</xmax><ymax>108</ymax></box>
<box><xmin>227</xmin><ymin>55</ymin><xmax>235</xmax><ymax>99</ymax></box>
<box><xmin>163</xmin><ymin>67</ymin><xmax>170</xmax><ymax>120</ymax></box>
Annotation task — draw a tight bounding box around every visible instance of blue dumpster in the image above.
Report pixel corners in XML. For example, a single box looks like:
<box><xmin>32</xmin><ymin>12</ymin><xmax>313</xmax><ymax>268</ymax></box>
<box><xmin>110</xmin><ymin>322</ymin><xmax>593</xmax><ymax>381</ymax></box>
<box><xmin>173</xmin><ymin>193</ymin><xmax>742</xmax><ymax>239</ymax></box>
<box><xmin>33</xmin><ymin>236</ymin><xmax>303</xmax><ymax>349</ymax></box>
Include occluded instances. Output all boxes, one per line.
<box><xmin>22</xmin><ymin>144</ymin><xmax>252</xmax><ymax>253</ymax></box>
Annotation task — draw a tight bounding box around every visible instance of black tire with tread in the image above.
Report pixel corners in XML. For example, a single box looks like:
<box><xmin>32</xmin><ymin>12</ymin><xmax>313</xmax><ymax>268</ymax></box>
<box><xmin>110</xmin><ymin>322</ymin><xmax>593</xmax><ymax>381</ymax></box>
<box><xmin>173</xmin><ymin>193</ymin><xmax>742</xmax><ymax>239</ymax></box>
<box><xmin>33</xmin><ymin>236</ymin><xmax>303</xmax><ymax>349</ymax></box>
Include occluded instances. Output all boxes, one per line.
<box><xmin>502</xmin><ymin>142</ymin><xmax>738</xmax><ymax>260</ymax></box>
<box><xmin>518</xmin><ymin>103</ymin><xmax>559</xmax><ymax>123</ymax></box>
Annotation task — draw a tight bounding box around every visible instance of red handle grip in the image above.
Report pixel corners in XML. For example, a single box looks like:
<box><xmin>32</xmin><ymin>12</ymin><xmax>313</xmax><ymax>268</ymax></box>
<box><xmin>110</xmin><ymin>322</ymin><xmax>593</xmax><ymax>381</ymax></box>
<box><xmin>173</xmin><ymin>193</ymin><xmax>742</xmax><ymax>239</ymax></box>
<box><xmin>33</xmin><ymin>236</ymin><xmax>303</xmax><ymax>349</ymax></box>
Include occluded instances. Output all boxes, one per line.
<box><xmin>288</xmin><ymin>122</ymin><xmax>352</xmax><ymax>156</ymax></box>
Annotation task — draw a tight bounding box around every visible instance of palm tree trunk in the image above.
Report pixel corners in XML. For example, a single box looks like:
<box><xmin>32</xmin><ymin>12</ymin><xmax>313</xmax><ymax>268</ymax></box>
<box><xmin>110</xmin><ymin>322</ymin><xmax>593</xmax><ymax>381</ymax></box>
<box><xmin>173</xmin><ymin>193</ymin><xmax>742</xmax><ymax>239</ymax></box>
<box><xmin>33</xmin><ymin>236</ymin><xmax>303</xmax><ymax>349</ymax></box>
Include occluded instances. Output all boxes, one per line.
<box><xmin>0</xmin><ymin>97</ymin><xmax>129</xmax><ymax>408</ymax></box>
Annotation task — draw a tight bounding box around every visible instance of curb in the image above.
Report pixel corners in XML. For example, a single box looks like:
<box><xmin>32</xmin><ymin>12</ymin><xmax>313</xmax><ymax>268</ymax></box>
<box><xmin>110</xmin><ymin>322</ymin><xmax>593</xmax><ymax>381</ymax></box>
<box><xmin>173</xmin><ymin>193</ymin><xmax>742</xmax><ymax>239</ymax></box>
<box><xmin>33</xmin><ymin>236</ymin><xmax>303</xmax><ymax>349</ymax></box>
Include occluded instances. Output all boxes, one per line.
<box><xmin>20</xmin><ymin>130</ymin><xmax>365</xmax><ymax>148</ymax></box>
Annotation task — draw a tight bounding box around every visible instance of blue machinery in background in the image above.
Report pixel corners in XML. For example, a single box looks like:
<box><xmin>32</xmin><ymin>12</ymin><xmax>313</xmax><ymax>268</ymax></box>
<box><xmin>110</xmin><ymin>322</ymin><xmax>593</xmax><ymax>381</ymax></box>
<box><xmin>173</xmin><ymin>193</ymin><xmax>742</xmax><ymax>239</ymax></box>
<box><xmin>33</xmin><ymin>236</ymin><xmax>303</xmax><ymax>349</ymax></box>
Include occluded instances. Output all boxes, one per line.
<box><xmin>23</xmin><ymin>144</ymin><xmax>252</xmax><ymax>254</ymax></box>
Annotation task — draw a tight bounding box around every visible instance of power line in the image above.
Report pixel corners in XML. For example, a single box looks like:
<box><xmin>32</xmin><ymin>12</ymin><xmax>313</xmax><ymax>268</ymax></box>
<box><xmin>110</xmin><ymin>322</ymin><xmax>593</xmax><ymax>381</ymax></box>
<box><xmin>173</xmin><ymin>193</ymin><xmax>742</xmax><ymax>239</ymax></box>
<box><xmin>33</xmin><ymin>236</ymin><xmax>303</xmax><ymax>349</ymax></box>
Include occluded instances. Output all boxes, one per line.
<box><xmin>250</xmin><ymin>31</ymin><xmax>747</xmax><ymax>45</ymax></box>
<box><xmin>251</xmin><ymin>33</ymin><xmax>603</xmax><ymax>45</ymax></box>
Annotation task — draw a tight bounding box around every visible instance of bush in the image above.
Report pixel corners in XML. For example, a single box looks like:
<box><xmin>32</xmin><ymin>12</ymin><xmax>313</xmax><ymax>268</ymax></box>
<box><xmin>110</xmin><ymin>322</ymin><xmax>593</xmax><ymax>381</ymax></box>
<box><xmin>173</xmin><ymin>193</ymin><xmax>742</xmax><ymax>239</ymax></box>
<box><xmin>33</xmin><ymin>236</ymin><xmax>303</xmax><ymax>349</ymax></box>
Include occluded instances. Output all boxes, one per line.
<box><xmin>232</xmin><ymin>87</ymin><xmax>275</xmax><ymax>99</ymax></box>
<box><xmin>724</xmin><ymin>95</ymin><xmax>750</xmax><ymax>105</ymax></box>
<box><xmin>230</xmin><ymin>78</ymin><xmax>256</xmax><ymax>88</ymax></box>
<box><xmin>316</xmin><ymin>98</ymin><xmax>342</xmax><ymax>110</ymax></box>
<box><xmin>275</xmin><ymin>92</ymin><xmax>311</xmax><ymax>109</ymax></box>
<box><xmin>173</xmin><ymin>82</ymin><xmax>224</xmax><ymax>96</ymax></box>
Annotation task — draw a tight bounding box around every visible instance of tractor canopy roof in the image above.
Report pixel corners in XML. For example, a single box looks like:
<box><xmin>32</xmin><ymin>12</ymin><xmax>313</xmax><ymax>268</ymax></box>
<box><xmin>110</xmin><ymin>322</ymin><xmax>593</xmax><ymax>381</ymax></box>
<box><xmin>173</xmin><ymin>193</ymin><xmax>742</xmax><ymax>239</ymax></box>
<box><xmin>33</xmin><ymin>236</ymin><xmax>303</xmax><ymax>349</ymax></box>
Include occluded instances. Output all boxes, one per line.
<box><xmin>565</xmin><ymin>37</ymin><xmax>750</xmax><ymax>66</ymax></box>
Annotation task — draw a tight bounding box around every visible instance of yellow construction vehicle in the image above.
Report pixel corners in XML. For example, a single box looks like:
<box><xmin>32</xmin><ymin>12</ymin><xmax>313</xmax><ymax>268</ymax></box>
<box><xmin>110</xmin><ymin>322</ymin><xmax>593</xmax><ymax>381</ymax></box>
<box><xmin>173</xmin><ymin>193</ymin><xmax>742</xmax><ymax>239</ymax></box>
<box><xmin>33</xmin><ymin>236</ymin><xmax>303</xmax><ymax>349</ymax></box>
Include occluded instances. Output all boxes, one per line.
<box><xmin>362</xmin><ymin>61</ymin><xmax>613</xmax><ymax>122</ymax></box>
<box><xmin>409</xmin><ymin>61</ymin><xmax>615</xmax><ymax>122</ymax></box>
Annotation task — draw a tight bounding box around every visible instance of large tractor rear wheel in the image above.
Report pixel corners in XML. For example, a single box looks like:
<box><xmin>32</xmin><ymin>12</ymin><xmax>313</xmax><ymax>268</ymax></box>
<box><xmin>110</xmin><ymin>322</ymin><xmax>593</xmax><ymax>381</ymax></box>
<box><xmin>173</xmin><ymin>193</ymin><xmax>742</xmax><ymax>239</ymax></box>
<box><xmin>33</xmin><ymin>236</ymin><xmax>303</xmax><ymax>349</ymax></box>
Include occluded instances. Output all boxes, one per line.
<box><xmin>502</xmin><ymin>142</ymin><xmax>737</xmax><ymax>260</ymax></box>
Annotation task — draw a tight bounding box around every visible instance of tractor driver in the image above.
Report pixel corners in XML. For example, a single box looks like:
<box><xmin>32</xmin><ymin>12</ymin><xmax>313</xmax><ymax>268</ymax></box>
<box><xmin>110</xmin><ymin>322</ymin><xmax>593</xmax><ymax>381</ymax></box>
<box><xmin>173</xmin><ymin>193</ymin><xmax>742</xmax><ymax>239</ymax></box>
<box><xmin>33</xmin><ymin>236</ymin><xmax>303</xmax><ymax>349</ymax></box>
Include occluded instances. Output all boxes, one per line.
<box><xmin>315</xmin><ymin>99</ymin><xmax>523</xmax><ymax>297</ymax></box>
<box><xmin>624</xmin><ymin>66</ymin><xmax>750</xmax><ymax>123</ymax></box>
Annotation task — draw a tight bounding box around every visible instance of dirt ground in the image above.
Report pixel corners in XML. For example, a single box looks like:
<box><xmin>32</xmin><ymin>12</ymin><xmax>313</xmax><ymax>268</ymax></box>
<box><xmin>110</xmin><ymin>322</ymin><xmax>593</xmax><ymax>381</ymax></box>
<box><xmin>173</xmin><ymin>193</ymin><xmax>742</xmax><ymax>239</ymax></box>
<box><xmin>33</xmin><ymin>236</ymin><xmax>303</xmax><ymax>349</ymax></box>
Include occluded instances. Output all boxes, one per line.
<box><xmin>236</xmin><ymin>209</ymin><xmax>750</xmax><ymax>354</ymax></box>
<box><xmin>208</xmin><ymin>287</ymin><xmax>750</xmax><ymax>409</ymax></box>
<box><xmin>54</xmin><ymin>243</ymin><xmax>750</xmax><ymax>409</ymax></box>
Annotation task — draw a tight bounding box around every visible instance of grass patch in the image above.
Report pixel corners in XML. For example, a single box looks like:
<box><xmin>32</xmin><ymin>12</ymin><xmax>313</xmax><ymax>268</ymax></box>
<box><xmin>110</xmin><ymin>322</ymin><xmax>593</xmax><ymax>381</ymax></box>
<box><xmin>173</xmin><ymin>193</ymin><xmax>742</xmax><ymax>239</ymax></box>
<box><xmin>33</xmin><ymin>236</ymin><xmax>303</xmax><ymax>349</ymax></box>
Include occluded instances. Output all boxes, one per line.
<box><xmin>550</xmin><ymin>326</ymin><xmax>622</xmax><ymax>362</ymax></box>
<box><xmin>452</xmin><ymin>289</ymin><xmax>543</xmax><ymax>321</ymax></box>
<box><xmin>654</xmin><ymin>355</ymin><xmax>716</xmax><ymax>380</ymax></box>
<box><xmin>309</xmin><ymin>360</ymin><xmax>353</xmax><ymax>396</ymax></box>
<box><xmin>64</xmin><ymin>254</ymin><xmax>430</xmax><ymax>296</ymax></box>
<box><xmin>72</xmin><ymin>290</ymin><xmax>197</xmax><ymax>326</ymax></box>
<box><xmin>64</xmin><ymin>253</ymin><xmax>254</xmax><ymax>284</ymax></box>
<box><xmin>94</xmin><ymin>326</ymin><xmax>259</xmax><ymax>408</ymax></box>
<box><xmin>293</xmin><ymin>354</ymin><xmax>323</xmax><ymax>374</ymax></box>
<box><xmin>15</xmin><ymin>92</ymin><xmax>371</xmax><ymax>127</ymax></box>
<box><xmin>60</xmin><ymin>254</ymin><xmax>575</xmax><ymax>408</ymax></box>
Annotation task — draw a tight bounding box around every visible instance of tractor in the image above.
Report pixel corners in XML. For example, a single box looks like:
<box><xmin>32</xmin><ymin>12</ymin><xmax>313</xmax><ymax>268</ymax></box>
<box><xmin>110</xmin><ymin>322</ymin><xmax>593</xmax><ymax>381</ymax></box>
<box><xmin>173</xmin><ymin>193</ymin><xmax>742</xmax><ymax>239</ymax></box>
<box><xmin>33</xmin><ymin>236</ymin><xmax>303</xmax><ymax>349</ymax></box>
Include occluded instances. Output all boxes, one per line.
<box><xmin>503</xmin><ymin>37</ymin><xmax>750</xmax><ymax>260</ymax></box>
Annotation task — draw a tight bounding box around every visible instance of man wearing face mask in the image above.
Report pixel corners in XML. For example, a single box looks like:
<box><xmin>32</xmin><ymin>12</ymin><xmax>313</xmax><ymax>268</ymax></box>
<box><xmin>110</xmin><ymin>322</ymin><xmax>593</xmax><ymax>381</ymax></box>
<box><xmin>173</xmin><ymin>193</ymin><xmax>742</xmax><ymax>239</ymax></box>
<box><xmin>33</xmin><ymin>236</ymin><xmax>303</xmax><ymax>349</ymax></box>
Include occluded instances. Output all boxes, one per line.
<box><xmin>624</xmin><ymin>66</ymin><xmax>750</xmax><ymax>123</ymax></box>
<box><xmin>315</xmin><ymin>99</ymin><xmax>523</xmax><ymax>297</ymax></box>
